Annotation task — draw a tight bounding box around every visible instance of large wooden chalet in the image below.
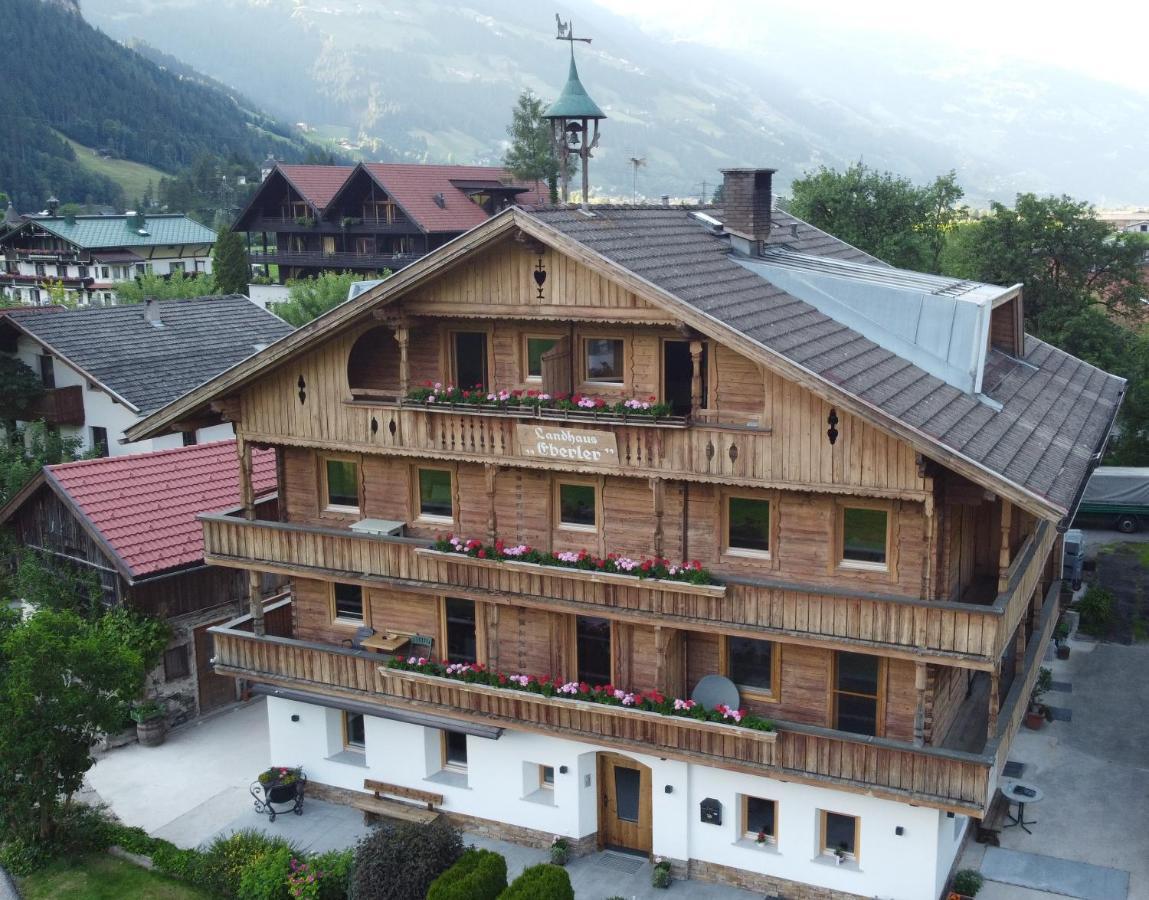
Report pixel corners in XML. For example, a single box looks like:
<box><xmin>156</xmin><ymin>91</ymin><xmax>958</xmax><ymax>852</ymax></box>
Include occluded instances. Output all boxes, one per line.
<box><xmin>236</xmin><ymin>162</ymin><xmax>546</xmax><ymax>284</ymax></box>
<box><xmin>127</xmin><ymin>168</ymin><xmax>1124</xmax><ymax>900</ymax></box>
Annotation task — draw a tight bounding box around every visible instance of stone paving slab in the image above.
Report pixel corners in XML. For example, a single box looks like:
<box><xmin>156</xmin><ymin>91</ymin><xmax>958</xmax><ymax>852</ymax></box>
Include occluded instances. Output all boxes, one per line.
<box><xmin>982</xmin><ymin>847</ymin><xmax>1129</xmax><ymax>900</ymax></box>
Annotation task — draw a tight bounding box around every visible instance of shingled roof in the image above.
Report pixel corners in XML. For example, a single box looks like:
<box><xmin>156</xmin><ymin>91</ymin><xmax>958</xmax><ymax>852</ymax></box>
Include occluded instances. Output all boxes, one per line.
<box><xmin>1</xmin><ymin>295</ymin><xmax>293</xmax><ymax>414</ymax></box>
<box><xmin>527</xmin><ymin>205</ymin><xmax>1125</xmax><ymax>516</ymax></box>
<box><xmin>36</xmin><ymin>441</ymin><xmax>276</xmax><ymax>579</ymax></box>
<box><xmin>277</xmin><ymin>165</ymin><xmax>356</xmax><ymax>213</ymax></box>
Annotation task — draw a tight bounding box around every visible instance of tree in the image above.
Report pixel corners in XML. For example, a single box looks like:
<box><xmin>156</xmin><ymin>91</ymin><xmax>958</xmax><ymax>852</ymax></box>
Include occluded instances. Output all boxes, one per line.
<box><xmin>273</xmin><ymin>270</ymin><xmax>389</xmax><ymax>327</ymax></box>
<box><xmin>0</xmin><ymin>357</ymin><xmax>44</xmax><ymax>433</ymax></box>
<box><xmin>113</xmin><ymin>271</ymin><xmax>219</xmax><ymax>304</ymax></box>
<box><xmin>0</xmin><ymin>606</ymin><xmax>166</xmax><ymax>843</ymax></box>
<box><xmin>504</xmin><ymin>90</ymin><xmax>560</xmax><ymax>203</ymax></box>
<box><xmin>213</xmin><ymin>225</ymin><xmax>250</xmax><ymax>295</ymax></box>
<box><xmin>0</xmin><ymin>421</ymin><xmax>87</xmax><ymax>507</ymax></box>
<box><xmin>787</xmin><ymin>163</ymin><xmax>965</xmax><ymax>272</ymax></box>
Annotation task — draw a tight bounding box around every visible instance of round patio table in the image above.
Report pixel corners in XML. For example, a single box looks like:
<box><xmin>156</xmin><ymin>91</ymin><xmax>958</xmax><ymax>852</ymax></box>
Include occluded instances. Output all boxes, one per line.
<box><xmin>1001</xmin><ymin>779</ymin><xmax>1043</xmax><ymax>835</ymax></box>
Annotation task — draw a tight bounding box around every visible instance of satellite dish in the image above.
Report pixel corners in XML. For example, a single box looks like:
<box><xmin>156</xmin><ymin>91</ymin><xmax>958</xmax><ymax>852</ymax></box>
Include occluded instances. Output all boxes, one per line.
<box><xmin>691</xmin><ymin>675</ymin><xmax>740</xmax><ymax>711</ymax></box>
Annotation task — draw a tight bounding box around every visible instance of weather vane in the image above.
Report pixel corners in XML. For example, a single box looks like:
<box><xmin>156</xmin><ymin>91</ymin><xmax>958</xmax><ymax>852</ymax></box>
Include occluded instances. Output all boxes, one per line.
<box><xmin>555</xmin><ymin>15</ymin><xmax>592</xmax><ymax>44</ymax></box>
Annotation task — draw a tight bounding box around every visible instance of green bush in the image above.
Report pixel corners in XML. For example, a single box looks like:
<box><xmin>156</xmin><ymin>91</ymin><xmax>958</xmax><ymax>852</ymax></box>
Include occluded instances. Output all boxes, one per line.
<box><xmin>152</xmin><ymin>843</ymin><xmax>207</xmax><ymax>883</ymax></box>
<box><xmin>1078</xmin><ymin>585</ymin><xmax>1115</xmax><ymax>635</ymax></box>
<box><xmin>202</xmin><ymin>829</ymin><xmax>301</xmax><ymax>899</ymax></box>
<box><xmin>238</xmin><ymin>844</ymin><xmax>294</xmax><ymax>900</ymax></box>
<box><xmin>497</xmin><ymin>864</ymin><xmax>574</xmax><ymax>900</ymax></box>
<box><xmin>349</xmin><ymin>819</ymin><xmax>463</xmax><ymax>900</ymax></box>
<box><xmin>427</xmin><ymin>848</ymin><xmax>508</xmax><ymax>900</ymax></box>
<box><xmin>953</xmin><ymin>868</ymin><xmax>985</xmax><ymax>895</ymax></box>
<box><xmin>310</xmin><ymin>848</ymin><xmax>355</xmax><ymax>900</ymax></box>
<box><xmin>0</xmin><ymin>837</ymin><xmax>52</xmax><ymax>876</ymax></box>
<box><xmin>104</xmin><ymin>822</ymin><xmax>164</xmax><ymax>856</ymax></box>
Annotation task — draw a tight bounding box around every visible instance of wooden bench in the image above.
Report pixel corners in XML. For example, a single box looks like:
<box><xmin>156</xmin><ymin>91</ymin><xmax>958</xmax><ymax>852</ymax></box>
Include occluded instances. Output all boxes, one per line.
<box><xmin>351</xmin><ymin>779</ymin><xmax>444</xmax><ymax>825</ymax></box>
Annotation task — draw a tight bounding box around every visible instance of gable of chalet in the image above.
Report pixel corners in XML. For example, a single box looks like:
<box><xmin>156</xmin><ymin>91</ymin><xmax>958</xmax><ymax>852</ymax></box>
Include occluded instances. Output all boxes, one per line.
<box><xmin>124</xmin><ymin>207</ymin><xmax>1117</xmax><ymax>524</ymax></box>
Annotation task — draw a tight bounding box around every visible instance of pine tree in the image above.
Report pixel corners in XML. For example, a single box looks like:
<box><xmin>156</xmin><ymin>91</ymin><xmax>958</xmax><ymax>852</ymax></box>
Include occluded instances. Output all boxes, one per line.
<box><xmin>212</xmin><ymin>225</ymin><xmax>250</xmax><ymax>295</ymax></box>
<box><xmin>504</xmin><ymin>90</ymin><xmax>562</xmax><ymax>203</ymax></box>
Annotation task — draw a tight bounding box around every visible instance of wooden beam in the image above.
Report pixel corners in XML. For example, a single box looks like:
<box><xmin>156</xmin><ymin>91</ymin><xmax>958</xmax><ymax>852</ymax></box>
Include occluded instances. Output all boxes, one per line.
<box><xmin>484</xmin><ymin>464</ymin><xmax>498</xmax><ymax>544</ymax></box>
<box><xmin>235</xmin><ymin>437</ymin><xmax>264</xmax><ymax>636</ymax></box>
<box><xmin>689</xmin><ymin>339</ymin><xmax>704</xmax><ymax>419</ymax></box>
<box><xmin>394</xmin><ymin>324</ymin><xmax>410</xmax><ymax>398</ymax></box>
<box><xmin>650</xmin><ymin>476</ymin><xmax>664</xmax><ymax>558</ymax></box>
<box><xmin>987</xmin><ymin>667</ymin><xmax>1000</xmax><ymax>742</ymax></box>
<box><xmin>914</xmin><ymin>662</ymin><xmax>927</xmax><ymax>747</ymax></box>
<box><xmin>998</xmin><ymin>500</ymin><xmax>1013</xmax><ymax>593</ymax></box>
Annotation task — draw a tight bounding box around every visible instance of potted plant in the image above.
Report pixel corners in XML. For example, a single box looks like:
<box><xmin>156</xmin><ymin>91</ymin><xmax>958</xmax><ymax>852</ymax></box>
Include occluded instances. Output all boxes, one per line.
<box><xmin>833</xmin><ymin>843</ymin><xmax>848</xmax><ymax>865</ymax></box>
<box><xmin>1055</xmin><ymin>621</ymin><xmax>1071</xmax><ymax>659</ymax></box>
<box><xmin>1024</xmin><ymin>667</ymin><xmax>1053</xmax><ymax>729</ymax></box>
<box><xmin>651</xmin><ymin>857</ymin><xmax>672</xmax><ymax>889</ymax></box>
<box><xmin>755</xmin><ymin>829</ymin><xmax>768</xmax><ymax>845</ymax></box>
<box><xmin>549</xmin><ymin>836</ymin><xmax>569</xmax><ymax>866</ymax></box>
<box><xmin>129</xmin><ymin>700</ymin><xmax>167</xmax><ymax>747</ymax></box>
<box><xmin>252</xmin><ymin>766</ymin><xmax>307</xmax><ymax>821</ymax></box>
<box><xmin>949</xmin><ymin>868</ymin><xmax>984</xmax><ymax>899</ymax></box>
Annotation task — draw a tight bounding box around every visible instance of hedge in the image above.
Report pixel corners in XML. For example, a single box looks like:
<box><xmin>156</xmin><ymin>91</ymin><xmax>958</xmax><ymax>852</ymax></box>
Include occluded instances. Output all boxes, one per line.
<box><xmin>498</xmin><ymin>864</ymin><xmax>574</xmax><ymax>900</ymax></box>
<box><xmin>427</xmin><ymin>848</ymin><xmax>507</xmax><ymax>900</ymax></box>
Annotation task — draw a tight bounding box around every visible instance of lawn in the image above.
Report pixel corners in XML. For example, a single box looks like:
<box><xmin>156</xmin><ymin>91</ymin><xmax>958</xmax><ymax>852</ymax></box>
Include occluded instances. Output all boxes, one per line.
<box><xmin>20</xmin><ymin>853</ymin><xmax>212</xmax><ymax>900</ymax></box>
<box><xmin>58</xmin><ymin>133</ymin><xmax>171</xmax><ymax>203</ymax></box>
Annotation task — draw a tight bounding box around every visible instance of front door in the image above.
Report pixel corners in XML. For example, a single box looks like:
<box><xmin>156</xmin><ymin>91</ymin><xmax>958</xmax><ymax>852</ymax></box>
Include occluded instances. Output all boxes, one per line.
<box><xmin>598</xmin><ymin>753</ymin><xmax>652</xmax><ymax>855</ymax></box>
<box><xmin>662</xmin><ymin>340</ymin><xmax>707</xmax><ymax>417</ymax></box>
<box><xmin>194</xmin><ymin>619</ymin><xmax>237</xmax><ymax>714</ymax></box>
<box><xmin>453</xmin><ymin>332</ymin><xmax>488</xmax><ymax>390</ymax></box>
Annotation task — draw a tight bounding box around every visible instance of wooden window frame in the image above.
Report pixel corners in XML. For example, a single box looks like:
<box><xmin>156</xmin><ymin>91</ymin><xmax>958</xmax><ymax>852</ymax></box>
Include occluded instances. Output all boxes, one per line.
<box><xmin>320</xmin><ymin>454</ymin><xmax>361</xmax><ymax>515</ymax></box>
<box><xmin>440</xmin><ymin>729</ymin><xmax>468</xmax><ymax>772</ymax></box>
<box><xmin>330</xmin><ymin>581</ymin><xmax>368</xmax><ymax>628</ymax></box>
<box><xmin>539</xmin><ymin>764</ymin><xmax>555</xmax><ymax>791</ymax></box>
<box><xmin>162</xmin><ymin>644</ymin><xmax>190</xmax><ymax>682</ymax></box>
<box><xmin>579</xmin><ymin>333</ymin><xmax>629</xmax><ymax>390</ymax></box>
<box><xmin>829</xmin><ymin>651</ymin><xmax>887</xmax><ymax>737</ymax></box>
<box><xmin>342</xmin><ymin>710</ymin><xmax>366</xmax><ymax>752</ymax></box>
<box><xmin>721</xmin><ymin>490</ymin><xmax>778</xmax><ymax>561</ymax></box>
<box><xmin>570</xmin><ymin>614</ymin><xmax>616</xmax><ymax>686</ymax></box>
<box><xmin>819</xmin><ymin>809</ymin><xmax>860</xmax><ymax>862</ymax></box>
<box><xmin>833</xmin><ymin>498</ymin><xmax>896</xmax><ymax>575</ymax></box>
<box><xmin>438</xmin><ymin>596</ymin><xmax>485</xmax><ymax>665</ymax></box>
<box><xmin>445</xmin><ymin>327</ymin><xmax>494</xmax><ymax>390</ymax></box>
<box><xmin>740</xmin><ymin>794</ymin><xmax>778</xmax><ymax>844</ymax></box>
<box><xmin>553</xmin><ymin>477</ymin><xmax>601</xmax><ymax>534</ymax></box>
<box><xmin>411</xmin><ymin>464</ymin><xmax>456</xmax><ymax>526</ymax></box>
<box><xmin>719</xmin><ymin>635</ymin><xmax>782</xmax><ymax>703</ymax></box>
<box><xmin>522</xmin><ymin>332</ymin><xmax>564</xmax><ymax>382</ymax></box>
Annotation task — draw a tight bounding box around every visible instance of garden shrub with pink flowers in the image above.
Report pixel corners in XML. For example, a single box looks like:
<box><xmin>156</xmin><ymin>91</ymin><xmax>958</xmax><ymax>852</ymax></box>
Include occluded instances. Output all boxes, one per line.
<box><xmin>387</xmin><ymin>657</ymin><xmax>774</xmax><ymax>733</ymax></box>
<box><xmin>407</xmin><ymin>382</ymin><xmax>675</xmax><ymax>418</ymax></box>
<box><xmin>432</xmin><ymin>534</ymin><xmax>716</xmax><ymax>585</ymax></box>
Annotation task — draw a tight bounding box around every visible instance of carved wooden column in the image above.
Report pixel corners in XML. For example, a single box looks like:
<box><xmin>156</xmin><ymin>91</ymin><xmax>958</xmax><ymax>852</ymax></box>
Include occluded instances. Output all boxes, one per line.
<box><xmin>235</xmin><ymin>436</ymin><xmax>265</xmax><ymax>636</ymax></box>
<box><xmin>394</xmin><ymin>322</ymin><xmax>410</xmax><ymax>399</ymax></box>
<box><xmin>997</xmin><ymin>499</ymin><xmax>1013</xmax><ymax>593</ymax></box>
<box><xmin>913</xmin><ymin>662</ymin><xmax>927</xmax><ymax>747</ymax></box>
<box><xmin>484</xmin><ymin>464</ymin><xmax>498</xmax><ymax>543</ymax></box>
<box><xmin>922</xmin><ymin>488</ymin><xmax>936</xmax><ymax>601</ymax></box>
<box><xmin>689</xmin><ymin>340</ymin><xmax>704</xmax><ymax>419</ymax></box>
<box><xmin>987</xmin><ymin>667</ymin><xmax>1000</xmax><ymax>742</ymax></box>
<box><xmin>485</xmin><ymin>604</ymin><xmax>500</xmax><ymax>671</ymax></box>
<box><xmin>650</xmin><ymin>476</ymin><xmax>664</xmax><ymax>558</ymax></box>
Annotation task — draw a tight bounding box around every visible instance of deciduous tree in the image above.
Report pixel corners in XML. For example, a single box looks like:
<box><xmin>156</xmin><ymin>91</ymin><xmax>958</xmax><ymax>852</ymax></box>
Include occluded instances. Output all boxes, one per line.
<box><xmin>273</xmin><ymin>270</ymin><xmax>389</xmax><ymax>327</ymax></box>
<box><xmin>113</xmin><ymin>271</ymin><xmax>219</xmax><ymax>304</ymax></box>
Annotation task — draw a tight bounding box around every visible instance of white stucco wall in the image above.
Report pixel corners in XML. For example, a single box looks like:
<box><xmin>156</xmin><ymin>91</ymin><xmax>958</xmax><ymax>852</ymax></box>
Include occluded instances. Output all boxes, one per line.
<box><xmin>247</xmin><ymin>283</ymin><xmax>290</xmax><ymax>311</ymax></box>
<box><xmin>267</xmin><ymin>696</ymin><xmax>958</xmax><ymax>900</ymax></box>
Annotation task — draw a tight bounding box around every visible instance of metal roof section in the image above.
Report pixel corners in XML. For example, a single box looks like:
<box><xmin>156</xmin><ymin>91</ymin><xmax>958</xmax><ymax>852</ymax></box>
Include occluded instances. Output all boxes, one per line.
<box><xmin>543</xmin><ymin>51</ymin><xmax>606</xmax><ymax>120</ymax></box>
<box><xmin>736</xmin><ymin>248</ymin><xmax>1015</xmax><ymax>395</ymax></box>
<box><xmin>18</xmin><ymin>214</ymin><xmax>216</xmax><ymax>249</ymax></box>
<box><xmin>348</xmin><ymin>279</ymin><xmax>385</xmax><ymax>301</ymax></box>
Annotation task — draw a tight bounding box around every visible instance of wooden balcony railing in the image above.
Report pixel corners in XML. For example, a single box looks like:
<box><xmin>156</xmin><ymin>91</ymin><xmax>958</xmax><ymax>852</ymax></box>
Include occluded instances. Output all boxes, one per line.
<box><xmin>200</xmin><ymin>513</ymin><xmax>1042</xmax><ymax>667</ymax></box>
<box><xmin>26</xmin><ymin>385</ymin><xmax>84</xmax><ymax>426</ymax></box>
<box><xmin>209</xmin><ymin>609</ymin><xmax>995</xmax><ymax>814</ymax></box>
<box><xmin>993</xmin><ymin>521</ymin><xmax>1056</xmax><ymax>659</ymax></box>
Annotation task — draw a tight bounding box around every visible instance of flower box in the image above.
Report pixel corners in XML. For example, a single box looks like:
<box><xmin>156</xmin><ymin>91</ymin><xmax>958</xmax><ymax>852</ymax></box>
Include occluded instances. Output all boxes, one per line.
<box><xmin>403</xmin><ymin>399</ymin><xmax>689</xmax><ymax>429</ymax></box>
<box><xmin>417</xmin><ymin>548</ymin><xmax>727</xmax><ymax>598</ymax></box>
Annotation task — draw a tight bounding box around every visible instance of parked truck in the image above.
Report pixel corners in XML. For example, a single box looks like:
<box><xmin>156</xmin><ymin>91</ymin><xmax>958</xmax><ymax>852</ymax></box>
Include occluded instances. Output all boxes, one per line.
<box><xmin>1074</xmin><ymin>467</ymin><xmax>1149</xmax><ymax>533</ymax></box>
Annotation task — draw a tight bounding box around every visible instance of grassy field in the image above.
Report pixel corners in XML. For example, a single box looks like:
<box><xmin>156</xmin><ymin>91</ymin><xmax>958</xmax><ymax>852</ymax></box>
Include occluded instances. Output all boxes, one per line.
<box><xmin>20</xmin><ymin>853</ymin><xmax>212</xmax><ymax>900</ymax></box>
<box><xmin>59</xmin><ymin>133</ymin><xmax>171</xmax><ymax>203</ymax></box>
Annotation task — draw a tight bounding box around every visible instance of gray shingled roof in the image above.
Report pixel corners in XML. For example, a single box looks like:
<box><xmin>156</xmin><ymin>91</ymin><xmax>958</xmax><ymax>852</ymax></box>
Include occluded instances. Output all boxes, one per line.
<box><xmin>4</xmin><ymin>296</ymin><xmax>293</xmax><ymax>414</ymax></box>
<box><xmin>528</xmin><ymin>206</ymin><xmax>1125</xmax><ymax>516</ymax></box>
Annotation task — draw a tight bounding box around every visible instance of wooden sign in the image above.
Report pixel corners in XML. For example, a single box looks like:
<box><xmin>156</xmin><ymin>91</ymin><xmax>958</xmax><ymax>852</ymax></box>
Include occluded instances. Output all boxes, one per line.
<box><xmin>516</xmin><ymin>424</ymin><xmax>618</xmax><ymax>464</ymax></box>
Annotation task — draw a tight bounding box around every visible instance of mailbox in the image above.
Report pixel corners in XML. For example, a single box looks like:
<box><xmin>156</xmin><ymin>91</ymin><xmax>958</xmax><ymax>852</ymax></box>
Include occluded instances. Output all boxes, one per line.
<box><xmin>700</xmin><ymin>798</ymin><xmax>722</xmax><ymax>825</ymax></box>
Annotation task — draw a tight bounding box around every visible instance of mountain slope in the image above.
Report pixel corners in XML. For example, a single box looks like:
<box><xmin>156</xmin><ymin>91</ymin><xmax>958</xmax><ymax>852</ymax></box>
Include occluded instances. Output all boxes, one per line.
<box><xmin>81</xmin><ymin>0</ymin><xmax>1149</xmax><ymax>205</ymax></box>
<box><xmin>0</xmin><ymin>0</ymin><xmax>322</xmax><ymax>210</ymax></box>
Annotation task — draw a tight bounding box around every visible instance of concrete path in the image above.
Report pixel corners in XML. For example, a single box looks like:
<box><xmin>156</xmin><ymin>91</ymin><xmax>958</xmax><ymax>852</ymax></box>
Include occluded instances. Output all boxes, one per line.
<box><xmin>982</xmin><ymin>848</ymin><xmax>1129</xmax><ymax>900</ymax></box>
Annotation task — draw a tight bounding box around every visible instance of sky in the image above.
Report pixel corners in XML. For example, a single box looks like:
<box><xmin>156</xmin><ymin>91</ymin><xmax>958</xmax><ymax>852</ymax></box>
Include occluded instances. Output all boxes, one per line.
<box><xmin>591</xmin><ymin>0</ymin><xmax>1149</xmax><ymax>97</ymax></box>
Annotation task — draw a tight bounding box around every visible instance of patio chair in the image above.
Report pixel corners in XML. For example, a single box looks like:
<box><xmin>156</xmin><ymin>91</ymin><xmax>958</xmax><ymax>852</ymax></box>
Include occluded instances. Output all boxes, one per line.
<box><xmin>408</xmin><ymin>633</ymin><xmax>434</xmax><ymax>656</ymax></box>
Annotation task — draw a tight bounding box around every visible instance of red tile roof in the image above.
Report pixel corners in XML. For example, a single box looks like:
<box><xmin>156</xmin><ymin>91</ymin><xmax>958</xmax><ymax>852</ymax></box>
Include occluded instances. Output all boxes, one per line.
<box><xmin>278</xmin><ymin>164</ymin><xmax>356</xmax><ymax>212</ymax></box>
<box><xmin>46</xmin><ymin>440</ymin><xmax>276</xmax><ymax>579</ymax></box>
<box><xmin>363</xmin><ymin>163</ymin><xmax>546</xmax><ymax>232</ymax></box>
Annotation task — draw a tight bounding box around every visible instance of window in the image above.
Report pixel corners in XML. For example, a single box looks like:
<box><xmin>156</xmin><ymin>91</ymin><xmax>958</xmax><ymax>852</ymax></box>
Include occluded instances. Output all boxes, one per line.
<box><xmin>56</xmin><ymin>264</ymin><xmax>67</xmax><ymax>278</ymax></box>
<box><xmin>77</xmin><ymin>265</ymin><xmax>88</xmax><ymax>278</ymax></box>
<box><xmin>840</xmin><ymin>506</ymin><xmax>889</xmax><ymax>567</ymax></box>
<box><xmin>442</xmin><ymin>730</ymin><xmax>468</xmax><ymax>770</ymax></box>
<box><xmin>525</xmin><ymin>336</ymin><xmax>559</xmax><ymax>379</ymax></box>
<box><xmin>332</xmin><ymin>582</ymin><xmax>364</xmax><ymax>623</ymax></box>
<box><xmin>583</xmin><ymin>337</ymin><xmax>624</xmax><ymax>383</ymax></box>
<box><xmin>821</xmin><ymin>810</ymin><xmax>859</xmax><ymax>860</ymax></box>
<box><xmin>323</xmin><ymin>458</ymin><xmax>359</xmax><ymax>511</ymax></box>
<box><xmin>444</xmin><ymin>597</ymin><xmax>477</xmax><ymax>665</ymax></box>
<box><xmin>725</xmin><ymin>636</ymin><xmax>779</xmax><ymax>699</ymax></box>
<box><xmin>39</xmin><ymin>355</ymin><xmax>55</xmax><ymax>388</ymax></box>
<box><xmin>343</xmin><ymin>711</ymin><xmax>366</xmax><ymax>751</ymax></box>
<box><xmin>35</xmin><ymin>263</ymin><xmax>46</xmax><ymax>277</ymax></box>
<box><xmin>575</xmin><ymin>615</ymin><xmax>612</xmax><ymax>685</ymax></box>
<box><xmin>833</xmin><ymin>652</ymin><xmax>883</xmax><ymax>736</ymax></box>
<box><xmin>182</xmin><ymin>431</ymin><xmax>198</xmax><ymax>447</ymax></box>
<box><xmin>163</xmin><ymin>645</ymin><xmax>190</xmax><ymax>681</ymax></box>
<box><xmin>169</xmin><ymin>262</ymin><xmax>185</xmax><ymax>275</ymax></box>
<box><xmin>741</xmin><ymin>795</ymin><xmax>777</xmax><ymax>843</ymax></box>
<box><xmin>557</xmin><ymin>482</ymin><xmax>597</xmax><ymax>530</ymax></box>
<box><xmin>540</xmin><ymin>765</ymin><xmax>555</xmax><ymax>789</ymax></box>
<box><xmin>90</xmin><ymin>426</ymin><xmax>109</xmax><ymax>458</ymax></box>
<box><xmin>417</xmin><ymin>468</ymin><xmax>453</xmax><ymax>521</ymax></box>
<box><xmin>100</xmin><ymin>266</ymin><xmax>110</xmax><ymax>279</ymax></box>
<box><xmin>726</xmin><ymin>496</ymin><xmax>771</xmax><ymax>555</ymax></box>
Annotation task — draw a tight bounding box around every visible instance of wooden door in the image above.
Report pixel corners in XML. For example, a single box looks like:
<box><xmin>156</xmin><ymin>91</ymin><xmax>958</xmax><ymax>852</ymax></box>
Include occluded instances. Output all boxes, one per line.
<box><xmin>597</xmin><ymin>753</ymin><xmax>652</xmax><ymax>855</ymax></box>
<box><xmin>194</xmin><ymin>619</ymin><xmax>237</xmax><ymax>714</ymax></box>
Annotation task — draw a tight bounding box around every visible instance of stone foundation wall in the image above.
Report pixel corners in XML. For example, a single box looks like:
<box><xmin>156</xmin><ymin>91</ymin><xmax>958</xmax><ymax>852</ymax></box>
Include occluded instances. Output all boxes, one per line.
<box><xmin>688</xmin><ymin>858</ymin><xmax>870</xmax><ymax>900</ymax></box>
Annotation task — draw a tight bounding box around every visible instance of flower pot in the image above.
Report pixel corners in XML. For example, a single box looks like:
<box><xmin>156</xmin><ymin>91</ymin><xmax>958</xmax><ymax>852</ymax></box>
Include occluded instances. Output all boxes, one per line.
<box><xmin>550</xmin><ymin>849</ymin><xmax>568</xmax><ymax>866</ymax></box>
<box><xmin>1024</xmin><ymin>710</ymin><xmax>1045</xmax><ymax>730</ymax></box>
<box><xmin>266</xmin><ymin>782</ymin><xmax>300</xmax><ymax>804</ymax></box>
<box><xmin>136</xmin><ymin>716</ymin><xmax>166</xmax><ymax>747</ymax></box>
<box><xmin>1057</xmin><ymin>645</ymin><xmax>1071</xmax><ymax>660</ymax></box>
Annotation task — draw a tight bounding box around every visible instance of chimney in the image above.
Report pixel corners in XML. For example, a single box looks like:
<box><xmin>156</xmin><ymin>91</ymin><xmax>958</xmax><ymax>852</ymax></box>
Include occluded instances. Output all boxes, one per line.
<box><xmin>720</xmin><ymin>168</ymin><xmax>775</xmax><ymax>254</ymax></box>
<box><xmin>144</xmin><ymin>297</ymin><xmax>163</xmax><ymax>327</ymax></box>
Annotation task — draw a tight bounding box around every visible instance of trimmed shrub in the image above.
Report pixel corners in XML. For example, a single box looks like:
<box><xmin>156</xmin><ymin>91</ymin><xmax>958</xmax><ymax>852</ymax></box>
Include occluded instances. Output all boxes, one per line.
<box><xmin>202</xmin><ymin>829</ymin><xmax>302</xmax><ymax>899</ymax></box>
<box><xmin>953</xmin><ymin>868</ymin><xmax>985</xmax><ymax>896</ymax></box>
<box><xmin>1078</xmin><ymin>585</ymin><xmax>1115</xmax><ymax>635</ymax></box>
<box><xmin>238</xmin><ymin>844</ymin><xmax>294</xmax><ymax>900</ymax></box>
<box><xmin>349</xmin><ymin>819</ymin><xmax>464</xmax><ymax>900</ymax></box>
<box><xmin>498</xmin><ymin>863</ymin><xmax>574</xmax><ymax>900</ymax></box>
<box><xmin>152</xmin><ymin>843</ymin><xmax>208</xmax><ymax>883</ymax></box>
<box><xmin>428</xmin><ymin>848</ymin><xmax>508</xmax><ymax>900</ymax></box>
<box><xmin>310</xmin><ymin>848</ymin><xmax>355</xmax><ymax>900</ymax></box>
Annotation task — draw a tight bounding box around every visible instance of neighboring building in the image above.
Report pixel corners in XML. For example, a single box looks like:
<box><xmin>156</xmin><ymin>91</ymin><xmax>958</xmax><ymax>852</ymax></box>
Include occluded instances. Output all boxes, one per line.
<box><xmin>0</xmin><ymin>211</ymin><xmax>216</xmax><ymax>306</ymax></box>
<box><xmin>0</xmin><ymin>441</ymin><xmax>279</xmax><ymax>724</ymax></box>
<box><xmin>0</xmin><ymin>295</ymin><xmax>293</xmax><ymax>456</ymax></box>
<box><xmin>234</xmin><ymin>162</ymin><xmax>546</xmax><ymax>284</ymax></box>
<box><xmin>126</xmin><ymin>167</ymin><xmax>1124</xmax><ymax>900</ymax></box>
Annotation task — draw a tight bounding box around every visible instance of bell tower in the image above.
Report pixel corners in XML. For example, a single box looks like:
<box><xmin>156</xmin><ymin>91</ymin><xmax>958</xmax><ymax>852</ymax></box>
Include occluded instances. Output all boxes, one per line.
<box><xmin>543</xmin><ymin>17</ymin><xmax>606</xmax><ymax>211</ymax></box>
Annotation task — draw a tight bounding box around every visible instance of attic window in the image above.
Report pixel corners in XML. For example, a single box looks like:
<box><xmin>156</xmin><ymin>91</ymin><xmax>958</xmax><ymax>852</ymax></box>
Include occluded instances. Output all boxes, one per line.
<box><xmin>433</xmin><ymin>193</ymin><xmax>446</xmax><ymax>209</ymax></box>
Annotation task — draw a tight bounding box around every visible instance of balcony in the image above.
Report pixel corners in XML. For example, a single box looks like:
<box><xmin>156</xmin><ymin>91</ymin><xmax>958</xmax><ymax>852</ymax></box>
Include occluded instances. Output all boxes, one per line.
<box><xmin>26</xmin><ymin>385</ymin><xmax>85</xmax><ymax>426</ymax></box>
<box><xmin>200</xmin><ymin>512</ymin><xmax>1053</xmax><ymax>667</ymax></box>
<box><xmin>244</xmin><ymin>216</ymin><xmax>414</xmax><ymax>235</ymax></box>
<box><xmin>208</xmin><ymin>589</ymin><xmax>1059</xmax><ymax>816</ymax></box>
<box><xmin>249</xmin><ymin>250</ymin><xmax>427</xmax><ymax>270</ymax></box>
